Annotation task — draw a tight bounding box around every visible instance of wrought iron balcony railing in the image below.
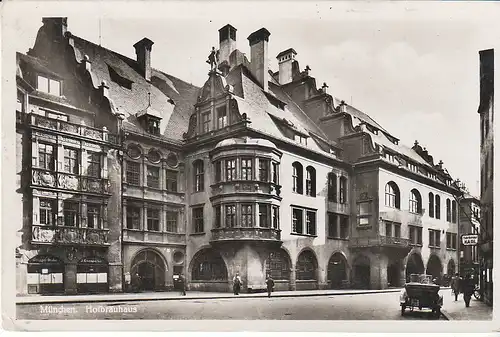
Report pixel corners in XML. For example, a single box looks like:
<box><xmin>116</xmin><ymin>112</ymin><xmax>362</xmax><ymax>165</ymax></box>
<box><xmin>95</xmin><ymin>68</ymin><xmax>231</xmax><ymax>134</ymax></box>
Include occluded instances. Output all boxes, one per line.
<box><xmin>211</xmin><ymin>227</ymin><xmax>281</xmax><ymax>242</ymax></box>
<box><xmin>31</xmin><ymin>225</ymin><xmax>110</xmax><ymax>246</ymax></box>
<box><xmin>31</xmin><ymin>168</ymin><xmax>111</xmax><ymax>194</ymax></box>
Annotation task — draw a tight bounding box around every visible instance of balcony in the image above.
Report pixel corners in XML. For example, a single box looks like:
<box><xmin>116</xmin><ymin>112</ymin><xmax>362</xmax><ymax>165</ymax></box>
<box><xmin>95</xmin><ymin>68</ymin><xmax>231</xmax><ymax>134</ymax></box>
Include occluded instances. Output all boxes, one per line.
<box><xmin>31</xmin><ymin>225</ymin><xmax>109</xmax><ymax>246</ymax></box>
<box><xmin>327</xmin><ymin>201</ymin><xmax>350</xmax><ymax>215</ymax></box>
<box><xmin>29</xmin><ymin>114</ymin><xmax>119</xmax><ymax>145</ymax></box>
<box><xmin>210</xmin><ymin>180</ymin><xmax>282</xmax><ymax>199</ymax></box>
<box><xmin>31</xmin><ymin>168</ymin><xmax>111</xmax><ymax>194</ymax></box>
<box><xmin>211</xmin><ymin>227</ymin><xmax>281</xmax><ymax>243</ymax></box>
<box><xmin>123</xmin><ymin>229</ymin><xmax>186</xmax><ymax>245</ymax></box>
<box><xmin>350</xmin><ymin>235</ymin><xmax>411</xmax><ymax>249</ymax></box>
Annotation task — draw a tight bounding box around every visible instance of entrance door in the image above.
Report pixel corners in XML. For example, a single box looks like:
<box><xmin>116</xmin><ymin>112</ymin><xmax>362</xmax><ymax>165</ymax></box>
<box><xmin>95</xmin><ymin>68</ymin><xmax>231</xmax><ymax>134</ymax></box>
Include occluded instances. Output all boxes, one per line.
<box><xmin>387</xmin><ymin>263</ymin><xmax>401</xmax><ymax>287</ymax></box>
<box><xmin>137</xmin><ymin>262</ymin><xmax>156</xmax><ymax>291</ymax></box>
<box><xmin>328</xmin><ymin>253</ymin><xmax>347</xmax><ymax>289</ymax></box>
<box><xmin>354</xmin><ymin>265</ymin><xmax>370</xmax><ymax>289</ymax></box>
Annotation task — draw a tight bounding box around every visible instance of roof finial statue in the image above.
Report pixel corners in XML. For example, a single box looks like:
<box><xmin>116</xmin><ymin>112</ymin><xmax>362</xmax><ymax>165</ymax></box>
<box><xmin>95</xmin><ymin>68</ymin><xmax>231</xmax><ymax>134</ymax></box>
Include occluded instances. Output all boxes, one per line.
<box><xmin>206</xmin><ymin>47</ymin><xmax>220</xmax><ymax>71</ymax></box>
<box><xmin>304</xmin><ymin>65</ymin><xmax>311</xmax><ymax>76</ymax></box>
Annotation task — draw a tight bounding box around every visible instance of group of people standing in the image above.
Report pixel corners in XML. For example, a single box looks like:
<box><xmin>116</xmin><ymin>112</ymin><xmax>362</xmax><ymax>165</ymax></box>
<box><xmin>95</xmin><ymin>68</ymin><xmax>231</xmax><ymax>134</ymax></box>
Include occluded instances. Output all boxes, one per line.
<box><xmin>450</xmin><ymin>273</ymin><xmax>478</xmax><ymax>307</ymax></box>
<box><xmin>233</xmin><ymin>272</ymin><xmax>275</xmax><ymax>298</ymax></box>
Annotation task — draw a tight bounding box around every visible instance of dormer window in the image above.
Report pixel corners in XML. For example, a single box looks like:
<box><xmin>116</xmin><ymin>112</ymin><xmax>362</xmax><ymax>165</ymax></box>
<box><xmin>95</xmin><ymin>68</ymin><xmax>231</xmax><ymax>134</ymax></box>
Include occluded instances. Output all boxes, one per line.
<box><xmin>295</xmin><ymin>134</ymin><xmax>307</xmax><ymax>145</ymax></box>
<box><xmin>37</xmin><ymin>75</ymin><xmax>61</xmax><ymax>96</ymax></box>
<box><xmin>217</xmin><ymin>106</ymin><xmax>227</xmax><ymax>129</ymax></box>
<box><xmin>201</xmin><ymin>111</ymin><xmax>211</xmax><ymax>133</ymax></box>
<box><xmin>407</xmin><ymin>162</ymin><xmax>418</xmax><ymax>173</ymax></box>
<box><xmin>147</xmin><ymin>117</ymin><xmax>160</xmax><ymax>135</ymax></box>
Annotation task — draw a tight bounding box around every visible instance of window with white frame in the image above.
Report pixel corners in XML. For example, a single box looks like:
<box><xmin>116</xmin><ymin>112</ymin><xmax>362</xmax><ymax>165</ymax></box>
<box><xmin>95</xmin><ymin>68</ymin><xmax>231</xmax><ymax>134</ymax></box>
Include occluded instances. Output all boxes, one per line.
<box><xmin>292</xmin><ymin>208</ymin><xmax>304</xmax><ymax>234</ymax></box>
<box><xmin>225</xmin><ymin>204</ymin><xmax>236</xmax><ymax>228</ymax></box>
<box><xmin>217</xmin><ymin>106</ymin><xmax>227</xmax><ymax>129</ymax></box>
<box><xmin>146</xmin><ymin>165</ymin><xmax>160</xmax><ymax>188</ymax></box>
<box><xmin>259</xmin><ymin>204</ymin><xmax>270</xmax><ymax>228</ymax></box>
<box><xmin>63</xmin><ymin>201</ymin><xmax>79</xmax><ymax>227</ymax></box>
<box><xmin>166</xmin><ymin>211</ymin><xmax>178</xmax><ymax>233</ymax></box>
<box><xmin>272</xmin><ymin>205</ymin><xmax>280</xmax><ymax>229</ymax></box>
<box><xmin>64</xmin><ymin>147</ymin><xmax>79</xmax><ymax>174</ymax></box>
<box><xmin>87</xmin><ymin>152</ymin><xmax>101</xmax><ymax>178</ymax></box>
<box><xmin>225</xmin><ymin>159</ymin><xmax>236</xmax><ymax>181</ymax></box>
<box><xmin>241</xmin><ymin>158</ymin><xmax>253</xmax><ymax>181</ymax></box>
<box><xmin>306</xmin><ymin>210</ymin><xmax>316</xmax><ymax>236</ymax></box>
<box><xmin>147</xmin><ymin>208</ymin><xmax>160</xmax><ymax>231</ymax></box>
<box><xmin>38</xmin><ymin>143</ymin><xmax>56</xmax><ymax>170</ymax></box>
<box><xmin>409</xmin><ymin>225</ymin><xmax>423</xmax><ymax>245</ymax></box>
<box><xmin>305</xmin><ymin>166</ymin><xmax>316</xmax><ymax>197</ymax></box>
<box><xmin>385</xmin><ymin>182</ymin><xmax>400</xmax><ymax>208</ymax></box>
<box><xmin>259</xmin><ymin>159</ymin><xmax>269</xmax><ymax>182</ymax></box>
<box><xmin>409</xmin><ymin>189</ymin><xmax>422</xmax><ymax>214</ymax></box>
<box><xmin>39</xmin><ymin>199</ymin><xmax>57</xmax><ymax>226</ymax></box>
<box><xmin>428</xmin><ymin>229</ymin><xmax>441</xmax><ymax>248</ymax></box>
<box><xmin>37</xmin><ymin>75</ymin><xmax>61</xmax><ymax>96</ymax></box>
<box><xmin>87</xmin><ymin>204</ymin><xmax>101</xmax><ymax>229</ymax></box>
<box><xmin>241</xmin><ymin>204</ymin><xmax>253</xmax><ymax>227</ymax></box>
<box><xmin>193</xmin><ymin>160</ymin><xmax>204</xmax><ymax>192</ymax></box>
<box><xmin>357</xmin><ymin>201</ymin><xmax>371</xmax><ymax>227</ymax></box>
<box><xmin>126</xmin><ymin>206</ymin><xmax>141</xmax><ymax>230</ymax></box>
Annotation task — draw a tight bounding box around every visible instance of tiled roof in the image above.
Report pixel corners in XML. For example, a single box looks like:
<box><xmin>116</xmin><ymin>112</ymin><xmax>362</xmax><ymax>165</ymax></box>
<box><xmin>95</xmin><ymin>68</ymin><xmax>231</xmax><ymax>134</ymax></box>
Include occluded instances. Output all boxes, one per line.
<box><xmin>69</xmin><ymin>35</ymin><xmax>199</xmax><ymax>142</ymax></box>
<box><xmin>17</xmin><ymin>52</ymin><xmax>63</xmax><ymax>79</ymax></box>
<box><xmin>225</xmin><ymin>65</ymin><xmax>337</xmax><ymax>157</ymax></box>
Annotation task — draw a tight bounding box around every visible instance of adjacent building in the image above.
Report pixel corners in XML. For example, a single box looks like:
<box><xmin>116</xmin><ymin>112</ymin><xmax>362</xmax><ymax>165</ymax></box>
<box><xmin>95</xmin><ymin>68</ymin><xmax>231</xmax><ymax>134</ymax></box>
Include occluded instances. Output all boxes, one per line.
<box><xmin>458</xmin><ymin>189</ymin><xmax>481</xmax><ymax>278</ymax></box>
<box><xmin>15</xmin><ymin>17</ymin><xmax>463</xmax><ymax>295</ymax></box>
<box><xmin>478</xmin><ymin>48</ymin><xmax>494</xmax><ymax>306</ymax></box>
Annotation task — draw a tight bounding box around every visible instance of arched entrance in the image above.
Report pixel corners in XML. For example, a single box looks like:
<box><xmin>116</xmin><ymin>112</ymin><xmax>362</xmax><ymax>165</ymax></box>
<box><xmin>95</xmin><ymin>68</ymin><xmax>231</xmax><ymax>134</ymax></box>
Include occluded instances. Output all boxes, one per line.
<box><xmin>77</xmin><ymin>256</ymin><xmax>109</xmax><ymax>294</ymax></box>
<box><xmin>426</xmin><ymin>255</ymin><xmax>443</xmax><ymax>283</ymax></box>
<box><xmin>191</xmin><ymin>249</ymin><xmax>227</xmax><ymax>281</ymax></box>
<box><xmin>296</xmin><ymin>250</ymin><xmax>318</xmax><ymax>290</ymax></box>
<box><xmin>327</xmin><ymin>252</ymin><xmax>348</xmax><ymax>289</ymax></box>
<box><xmin>131</xmin><ymin>249</ymin><xmax>167</xmax><ymax>291</ymax></box>
<box><xmin>27</xmin><ymin>255</ymin><xmax>64</xmax><ymax>294</ymax></box>
<box><xmin>387</xmin><ymin>261</ymin><xmax>404</xmax><ymax>287</ymax></box>
<box><xmin>405</xmin><ymin>252</ymin><xmax>425</xmax><ymax>282</ymax></box>
<box><xmin>352</xmin><ymin>255</ymin><xmax>370</xmax><ymax>289</ymax></box>
<box><xmin>265</xmin><ymin>249</ymin><xmax>291</xmax><ymax>281</ymax></box>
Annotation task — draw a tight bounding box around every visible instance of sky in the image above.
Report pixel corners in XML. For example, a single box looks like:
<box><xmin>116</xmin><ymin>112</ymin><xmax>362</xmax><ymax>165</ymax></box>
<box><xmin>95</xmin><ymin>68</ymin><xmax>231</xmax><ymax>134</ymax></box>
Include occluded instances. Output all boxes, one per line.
<box><xmin>7</xmin><ymin>1</ymin><xmax>500</xmax><ymax>197</ymax></box>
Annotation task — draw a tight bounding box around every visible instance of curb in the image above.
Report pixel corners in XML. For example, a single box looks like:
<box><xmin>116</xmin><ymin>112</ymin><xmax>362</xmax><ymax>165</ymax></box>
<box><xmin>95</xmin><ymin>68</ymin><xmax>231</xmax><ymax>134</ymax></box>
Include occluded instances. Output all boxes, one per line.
<box><xmin>17</xmin><ymin>288</ymin><xmax>402</xmax><ymax>305</ymax></box>
<box><xmin>440</xmin><ymin>309</ymin><xmax>451</xmax><ymax>320</ymax></box>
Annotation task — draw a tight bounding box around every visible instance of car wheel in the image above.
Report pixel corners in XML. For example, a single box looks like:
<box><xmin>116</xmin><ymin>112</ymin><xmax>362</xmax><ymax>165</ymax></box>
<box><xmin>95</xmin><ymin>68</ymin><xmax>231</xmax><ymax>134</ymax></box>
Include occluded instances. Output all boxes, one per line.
<box><xmin>401</xmin><ymin>305</ymin><xmax>405</xmax><ymax>316</ymax></box>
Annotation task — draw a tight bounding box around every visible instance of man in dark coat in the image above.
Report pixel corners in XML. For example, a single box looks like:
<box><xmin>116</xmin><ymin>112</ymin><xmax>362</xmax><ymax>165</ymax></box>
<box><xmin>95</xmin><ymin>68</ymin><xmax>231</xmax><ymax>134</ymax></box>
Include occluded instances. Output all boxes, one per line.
<box><xmin>266</xmin><ymin>274</ymin><xmax>275</xmax><ymax>298</ymax></box>
<box><xmin>450</xmin><ymin>273</ymin><xmax>461</xmax><ymax>301</ymax></box>
<box><xmin>462</xmin><ymin>274</ymin><xmax>475</xmax><ymax>307</ymax></box>
<box><xmin>179</xmin><ymin>274</ymin><xmax>186</xmax><ymax>296</ymax></box>
<box><xmin>233</xmin><ymin>272</ymin><xmax>242</xmax><ymax>295</ymax></box>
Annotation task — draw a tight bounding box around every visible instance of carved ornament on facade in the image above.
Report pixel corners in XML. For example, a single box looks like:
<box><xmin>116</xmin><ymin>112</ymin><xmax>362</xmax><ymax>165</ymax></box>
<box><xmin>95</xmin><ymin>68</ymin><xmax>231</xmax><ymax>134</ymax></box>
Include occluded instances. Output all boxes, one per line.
<box><xmin>58</xmin><ymin>173</ymin><xmax>79</xmax><ymax>190</ymax></box>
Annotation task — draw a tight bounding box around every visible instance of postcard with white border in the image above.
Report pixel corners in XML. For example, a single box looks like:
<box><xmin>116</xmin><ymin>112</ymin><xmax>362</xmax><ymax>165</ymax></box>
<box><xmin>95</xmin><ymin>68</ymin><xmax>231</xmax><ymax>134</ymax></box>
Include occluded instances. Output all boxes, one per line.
<box><xmin>1</xmin><ymin>0</ymin><xmax>499</xmax><ymax>333</ymax></box>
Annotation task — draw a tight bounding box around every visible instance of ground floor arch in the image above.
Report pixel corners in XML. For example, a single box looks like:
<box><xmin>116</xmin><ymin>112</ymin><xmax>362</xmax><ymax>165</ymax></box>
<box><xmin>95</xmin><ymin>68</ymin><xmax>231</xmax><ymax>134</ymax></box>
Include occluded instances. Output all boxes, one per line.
<box><xmin>191</xmin><ymin>248</ymin><xmax>228</xmax><ymax>281</ymax></box>
<box><xmin>327</xmin><ymin>252</ymin><xmax>348</xmax><ymax>289</ymax></box>
<box><xmin>27</xmin><ymin>254</ymin><xmax>65</xmax><ymax>294</ymax></box>
<box><xmin>405</xmin><ymin>252</ymin><xmax>425</xmax><ymax>282</ymax></box>
<box><xmin>131</xmin><ymin>249</ymin><xmax>167</xmax><ymax>291</ymax></box>
<box><xmin>265</xmin><ymin>249</ymin><xmax>291</xmax><ymax>281</ymax></box>
<box><xmin>387</xmin><ymin>260</ymin><xmax>405</xmax><ymax>287</ymax></box>
<box><xmin>352</xmin><ymin>255</ymin><xmax>371</xmax><ymax>289</ymax></box>
<box><xmin>426</xmin><ymin>254</ymin><xmax>443</xmax><ymax>282</ymax></box>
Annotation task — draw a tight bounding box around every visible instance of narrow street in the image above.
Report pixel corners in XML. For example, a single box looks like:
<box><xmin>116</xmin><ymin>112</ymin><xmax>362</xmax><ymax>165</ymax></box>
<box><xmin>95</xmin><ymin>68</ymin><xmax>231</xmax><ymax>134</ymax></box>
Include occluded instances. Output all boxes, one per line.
<box><xmin>17</xmin><ymin>291</ymin><xmax>445</xmax><ymax>320</ymax></box>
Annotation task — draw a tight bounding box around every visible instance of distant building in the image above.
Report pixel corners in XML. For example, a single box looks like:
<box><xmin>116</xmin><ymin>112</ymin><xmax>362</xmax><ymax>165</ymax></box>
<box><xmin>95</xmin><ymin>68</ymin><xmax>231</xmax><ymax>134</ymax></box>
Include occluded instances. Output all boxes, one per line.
<box><xmin>458</xmin><ymin>189</ymin><xmax>481</xmax><ymax>277</ymax></box>
<box><xmin>478</xmin><ymin>48</ymin><xmax>494</xmax><ymax>306</ymax></box>
<box><xmin>15</xmin><ymin>18</ymin><xmax>462</xmax><ymax>295</ymax></box>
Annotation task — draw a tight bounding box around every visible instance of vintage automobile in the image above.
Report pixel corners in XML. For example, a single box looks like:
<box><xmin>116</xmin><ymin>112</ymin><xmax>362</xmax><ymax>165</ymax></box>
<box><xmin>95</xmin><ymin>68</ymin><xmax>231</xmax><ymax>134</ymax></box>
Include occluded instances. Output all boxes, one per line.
<box><xmin>400</xmin><ymin>274</ymin><xmax>443</xmax><ymax>318</ymax></box>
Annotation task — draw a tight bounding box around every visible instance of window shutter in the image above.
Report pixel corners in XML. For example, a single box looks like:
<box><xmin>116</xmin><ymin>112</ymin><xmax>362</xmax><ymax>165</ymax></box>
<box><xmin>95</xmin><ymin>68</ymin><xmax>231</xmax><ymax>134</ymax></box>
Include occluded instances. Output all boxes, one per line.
<box><xmin>32</xmin><ymin>197</ymin><xmax>40</xmax><ymax>225</ymax></box>
<box><xmin>32</xmin><ymin>140</ymin><xmax>38</xmax><ymax>167</ymax></box>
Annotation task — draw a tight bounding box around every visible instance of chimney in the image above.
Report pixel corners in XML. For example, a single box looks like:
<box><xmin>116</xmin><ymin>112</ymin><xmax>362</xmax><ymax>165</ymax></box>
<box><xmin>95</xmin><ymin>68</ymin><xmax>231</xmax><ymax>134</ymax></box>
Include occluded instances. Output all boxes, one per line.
<box><xmin>42</xmin><ymin>17</ymin><xmax>68</xmax><ymax>42</ymax></box>
<box><xmin>247</xmin><ymin>28</ymin><xmax>271</xmax><ymax>92</ymax></box>
<box><xmin>276</xmin><ymin>48</ymin><xmax>297</xmax><ymax>85</ymax></box>
<box><xmin>133</xmin><ymin>38</ymin><xmax>154</xmax><ymax>81</ymax></box>
<box><xmin>218</xmin><ymin>24</ymin><xmax>237</xmax><ymax>67</ymax></box>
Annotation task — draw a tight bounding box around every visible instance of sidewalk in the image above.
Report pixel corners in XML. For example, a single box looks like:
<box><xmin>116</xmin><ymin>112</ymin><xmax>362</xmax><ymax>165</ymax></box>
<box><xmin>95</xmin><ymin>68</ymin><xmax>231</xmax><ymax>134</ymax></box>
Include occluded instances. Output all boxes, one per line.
<box><xmin>17</xmin><ymin>287</ymin><xmax>410</xmax><ymax>305</ymax></box>
<box><xmin>440</xmin><ymin>289</ymin><xmax>493</xmax><ymax>320</ymax></box>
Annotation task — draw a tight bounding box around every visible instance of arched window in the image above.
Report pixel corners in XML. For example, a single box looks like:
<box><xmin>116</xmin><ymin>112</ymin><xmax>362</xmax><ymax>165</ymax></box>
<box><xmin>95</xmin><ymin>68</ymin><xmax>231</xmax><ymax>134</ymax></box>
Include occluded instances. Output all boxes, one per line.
<box><xmin>452</xmin><ymin>200</ymin><xmax>457</xmax><ymax>223</ymax></box>
<box><xmin>193</xmin><ymin>160</ymin><xmax>204</xmax><ymax>192</ymax></box>
<box><xmin>446</xmin><ymin>198</ymin><xmax>451</xmax><ymax>222</ymax></box>
<box><xmin>339</xmin><ymin>176</ymin><xmax>347</xmax><ymax>204</ymax></box>
<box><xmin>328</xmin><ymin>173</ymin><xmax>337</xmax><ymax>202</ymax></box>
<box><xmin>428</xmin><ymin>192</ymin><xmax>434</xmax><ymax>217</ymax></box>
<box><xmin>305</xmin><ymin>166</ymin><xmax>316</xmax><ymax>197</ymax></box>
<box><xmin>192</xmin><ymin>249</ymin><xmax>227</xmax><ymax>281</ymax></box>
<box><xmin>435</xmin><ymin>195</ymin><xmax>441</xmax><ymax>219</ymax></box>
<box><xmin>265</xmin><ymin>250</ymin><xmax>291</xmax><ymax>280</ymax></box>
<box><xmin>409</xmin><ymin>189</ymin><xmax>422</xmax><ymax>214</ymax></box>
<box><xmin>385</xmin><ymin>182</ymin><xmax>400</xmax><ymax>209</ymax></box>
<box><xmin>292</xmin><ymin>162</ymin><xmax>303</xmax><ymax>194</ymax></box>
<box><xmin>296</xmin><ymin>250</ymin><xmax>318</xmax><ymax>280</ymax></box>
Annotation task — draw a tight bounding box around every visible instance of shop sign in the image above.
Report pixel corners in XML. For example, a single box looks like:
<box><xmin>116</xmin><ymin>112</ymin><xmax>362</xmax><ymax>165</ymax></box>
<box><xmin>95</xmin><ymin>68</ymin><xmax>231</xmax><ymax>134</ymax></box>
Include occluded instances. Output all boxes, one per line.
<box><xmin>462</xmin><ymin>234</ymin><xmax>479</xmax><ymax>246</ymax></box>
<box><xmin>29</xmin><ymin>255</ymin><xmax>62</xmax><ymax>264</ymax></box>
<box><xmin>79</xmin><ymin>256</ymin><xmax>107</xmax><ymax>265</ymax></box>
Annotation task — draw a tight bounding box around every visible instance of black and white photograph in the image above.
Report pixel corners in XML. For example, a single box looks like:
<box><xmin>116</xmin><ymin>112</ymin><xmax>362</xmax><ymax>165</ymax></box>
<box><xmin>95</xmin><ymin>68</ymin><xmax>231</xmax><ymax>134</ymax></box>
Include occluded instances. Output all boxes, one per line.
<box><xmin>1</xmin><ymin>0</ymin><xmax>498</xmax><ymax>332</ymax></box>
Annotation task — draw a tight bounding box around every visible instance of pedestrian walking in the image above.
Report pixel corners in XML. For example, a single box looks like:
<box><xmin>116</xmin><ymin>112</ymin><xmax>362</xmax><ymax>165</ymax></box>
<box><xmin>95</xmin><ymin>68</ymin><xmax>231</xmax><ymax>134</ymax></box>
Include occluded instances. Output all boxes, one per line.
<box><xmin>179</xmin><ymin>273</ymin><xmax>187</xmax><ymax>296</ymax></box>
<box><xmin>450</xmin><ymin>273</ymin><xmax>461</xmax><ymax>301</ymax></box>
<box><xmin>233</xmin><ymin>272</ymin><xmax>242</xmax><ymax>295</ymax></box>
<box><xmin>462</xmin><ymin>274</ymin><xmax>475</xmax><ymax>307</ymax></box>
<box><xmin>133</xmin><ymin>272</ymin><xmax>141</xmax><ymax>293</ymax></box>
<box><xmin>266</xmin><ymin>274</ymin><xmax>275</xmax><ymax>298</ymax></box>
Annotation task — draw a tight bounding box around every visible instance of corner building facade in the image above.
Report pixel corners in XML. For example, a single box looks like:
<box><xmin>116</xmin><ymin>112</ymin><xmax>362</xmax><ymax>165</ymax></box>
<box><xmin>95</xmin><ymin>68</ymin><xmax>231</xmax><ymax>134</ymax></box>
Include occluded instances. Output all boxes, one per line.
<box><xmin>16</xmin><ymin>18</ymin><xmax>463</xmax><ymax>295</ymax></box>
